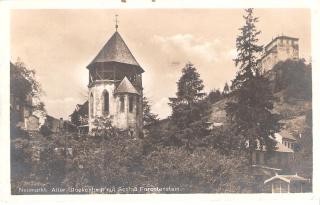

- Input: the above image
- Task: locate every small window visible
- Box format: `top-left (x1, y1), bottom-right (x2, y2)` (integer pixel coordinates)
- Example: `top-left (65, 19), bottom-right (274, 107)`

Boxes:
top-left (120, 96), bottom-right (125, 112)
top-left (129, 96), bottom-right (134, 113)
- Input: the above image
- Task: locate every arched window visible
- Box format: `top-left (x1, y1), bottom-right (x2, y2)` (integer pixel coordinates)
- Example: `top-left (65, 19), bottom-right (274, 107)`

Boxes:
top-left (103, 90), bottom-right (109, 114)
top-left (120, 96), bottom-right (125, 113)
top-left (129, 96), bottom-right (134, 113)
top-left (90, 93), bottom-right (94, 118)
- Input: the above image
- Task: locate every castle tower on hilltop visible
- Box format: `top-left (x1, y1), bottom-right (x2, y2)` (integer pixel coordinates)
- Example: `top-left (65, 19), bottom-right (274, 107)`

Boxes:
top-left (261, 35), bottom-right (299, 71)
top-left (87, 25), bottom-right (144, 134)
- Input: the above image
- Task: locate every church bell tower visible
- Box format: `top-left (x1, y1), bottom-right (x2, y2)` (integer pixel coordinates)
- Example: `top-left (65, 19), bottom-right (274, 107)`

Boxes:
top-left (87, 18), bottom-right (144, 134)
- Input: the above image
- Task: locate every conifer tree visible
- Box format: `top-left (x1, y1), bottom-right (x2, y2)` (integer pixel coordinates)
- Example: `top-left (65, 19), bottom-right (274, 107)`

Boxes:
top-left (223, 82), bottom-right (230, 95)
top-left (143, 96), bottom-right (159, 126)
top-left (169, 63), bottom-right (210, 151)
top-left (207, 89), bottom-right (222, 104)
top-left (226, 9), bottom-right (280, 161)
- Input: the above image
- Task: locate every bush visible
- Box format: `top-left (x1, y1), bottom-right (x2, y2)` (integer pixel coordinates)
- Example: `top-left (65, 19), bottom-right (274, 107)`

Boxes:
top-left (91, 116), bottom-right (119, 139)
top-left (143, 146), bottom-right (254, 193)
top-left (40, 124), bottom-right (52, 137)
top-left (273, 59), bottom-right (312, 101)
top-left (11, 116), bottom-right (259, 193)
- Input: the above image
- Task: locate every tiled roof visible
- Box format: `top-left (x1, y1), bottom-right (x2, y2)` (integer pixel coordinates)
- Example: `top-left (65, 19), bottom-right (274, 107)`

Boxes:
top-left (264, 174), bottom-right (309, 184)
top-left (87, 31), bottom-right (144, 73)
top-left (114, 77), bottom-right (139, 95)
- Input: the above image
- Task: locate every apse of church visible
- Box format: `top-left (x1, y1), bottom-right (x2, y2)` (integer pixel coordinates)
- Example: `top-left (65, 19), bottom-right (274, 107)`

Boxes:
top-left (86, 20), bottom-right (144, 133)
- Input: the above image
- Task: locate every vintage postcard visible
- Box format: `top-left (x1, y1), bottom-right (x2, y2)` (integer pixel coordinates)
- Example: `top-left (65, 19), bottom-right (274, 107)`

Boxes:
top-left (0, 0), bottom-right (319, 204)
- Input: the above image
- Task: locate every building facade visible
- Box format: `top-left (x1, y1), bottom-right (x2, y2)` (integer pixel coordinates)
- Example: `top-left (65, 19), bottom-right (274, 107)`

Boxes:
top-left (87, 31), bottom-right (144, 134)
top-left (261, 35), bottom-right (299, 72)
top-left (264, 174), bottom-right (310, 193)
top-left (10, 89), bottom-right (40, 131)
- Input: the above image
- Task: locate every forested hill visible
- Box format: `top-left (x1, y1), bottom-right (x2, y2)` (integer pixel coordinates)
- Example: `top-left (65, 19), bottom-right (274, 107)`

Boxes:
top-left (210, 59), bottom-right (312, 138)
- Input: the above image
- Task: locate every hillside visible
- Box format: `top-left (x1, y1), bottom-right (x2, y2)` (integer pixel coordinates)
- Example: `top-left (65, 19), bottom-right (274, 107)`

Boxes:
top-left (210, 90), bottom-right (311, 130)
top-left (210, 59), bottom-right (312, 139)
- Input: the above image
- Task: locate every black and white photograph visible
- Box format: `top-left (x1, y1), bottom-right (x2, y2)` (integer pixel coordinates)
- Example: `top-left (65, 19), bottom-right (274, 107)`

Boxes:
top-left (2, 3), bottom-right (316, 197)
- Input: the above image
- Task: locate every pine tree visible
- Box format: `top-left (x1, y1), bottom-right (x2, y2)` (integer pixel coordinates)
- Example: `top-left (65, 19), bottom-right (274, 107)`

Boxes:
top-left (143, 96), bottom-right (159, 126)
top-left (226, 9), bottom-right (280, 161)
top-left (223, 82), bottom-right (230, 95)
top-left (207, 89), bottom-right (222, 104)
top-left (169, 63), bottom-right (210, 151)
top-left (230, 8), bottom-right (263, 91)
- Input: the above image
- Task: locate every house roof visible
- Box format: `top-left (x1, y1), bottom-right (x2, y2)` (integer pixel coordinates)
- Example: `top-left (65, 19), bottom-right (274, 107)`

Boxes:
top-left (46, 115), bottom-right (60, 123)
top-left (264, 174), bottom-right (309, 184)
top-left (252, 164), bottom-right (282, 172)
top-left (279, 130), bottom-right (296, 141)
top-left (28, 114), bottom-right (39, 119)
top-left (114, 77), bottom-right (140, 95)
top-left (87, 31), bottom-right (144, 73)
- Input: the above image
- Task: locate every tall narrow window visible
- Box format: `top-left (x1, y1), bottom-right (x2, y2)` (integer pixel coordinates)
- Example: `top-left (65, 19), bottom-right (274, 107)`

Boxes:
top-left (120, 96), bottom-right (125, 112)
top-left (90, 93), bottom-right (94, 117)
top-left (136, 97), bottom-right (140, 116)
top-left (103, 90), bottom-right (109, 113)
top-left (129, 96), bottom-right (134, 113)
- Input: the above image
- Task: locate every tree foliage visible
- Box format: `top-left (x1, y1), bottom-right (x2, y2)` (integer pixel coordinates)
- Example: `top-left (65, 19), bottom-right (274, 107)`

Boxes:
top-left (223, 82), bottom-right (230, 95)
top-left (10, 59), bottom-right (46, 136)
top-left (91, 116), bottom-right (119, 138)
top-left (231, 9), bottom-right (263, 91)
top-left (207, 89), bottom-right (222, 104)
top-left (273, 59), bottom-right (312, 101)
top-left (143, 96), bottom-right (159, 126)
top-left (168, 63), bottom-right (211, 151)
top-left (10, 59), bottom-right (44, 107)
top-left (226, 9), bottom-right (280, 158)
top-left (143, 146), bottom-right (255, 193)
top-left (11, 127), bottom-right (258, 193)
top-left (285, 109), bottom-right (312, 188)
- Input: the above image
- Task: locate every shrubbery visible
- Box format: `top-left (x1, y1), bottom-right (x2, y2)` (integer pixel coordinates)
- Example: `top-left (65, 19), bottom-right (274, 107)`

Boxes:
top-left (273, 59), bottom-right (312, 101)
top-left (40, 124), bottom-right (53, 137)
top-left (11, 123), bottom-right (257, 194)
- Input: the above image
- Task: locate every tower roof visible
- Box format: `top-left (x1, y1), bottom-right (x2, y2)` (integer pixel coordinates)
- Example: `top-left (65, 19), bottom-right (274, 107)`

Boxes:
top-left (114, 77), bottom-right (140, 95)
top-left (87, 31), bottom-right (144, 73)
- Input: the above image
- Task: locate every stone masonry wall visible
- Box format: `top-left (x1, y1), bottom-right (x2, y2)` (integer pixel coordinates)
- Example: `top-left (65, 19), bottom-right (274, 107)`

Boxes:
top-left (89, 82), bottom-right (143, 133)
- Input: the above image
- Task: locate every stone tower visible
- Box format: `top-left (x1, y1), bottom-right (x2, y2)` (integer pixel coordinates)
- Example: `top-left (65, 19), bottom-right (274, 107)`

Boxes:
top-left (87, 30), bottom-right (144, 134)
top-left (261, 35), bottom-right (299, 71)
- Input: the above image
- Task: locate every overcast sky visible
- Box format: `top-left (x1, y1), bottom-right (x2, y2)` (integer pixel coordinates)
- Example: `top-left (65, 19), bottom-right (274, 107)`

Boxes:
top-left (11, 9), bottom-right (311, 119)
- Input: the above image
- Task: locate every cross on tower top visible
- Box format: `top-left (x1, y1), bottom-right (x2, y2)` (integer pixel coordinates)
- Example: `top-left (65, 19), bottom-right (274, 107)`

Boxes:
top-left (115, 14), bottom-right (119, 31)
